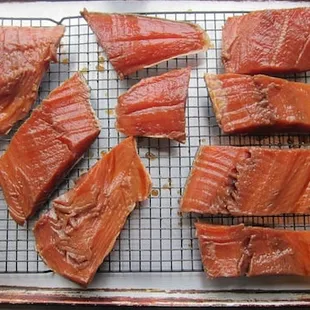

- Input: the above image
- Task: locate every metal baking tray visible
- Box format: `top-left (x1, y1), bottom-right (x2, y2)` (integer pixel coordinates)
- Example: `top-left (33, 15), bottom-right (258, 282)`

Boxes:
top-left (1, 1), bottom-right (310, 307)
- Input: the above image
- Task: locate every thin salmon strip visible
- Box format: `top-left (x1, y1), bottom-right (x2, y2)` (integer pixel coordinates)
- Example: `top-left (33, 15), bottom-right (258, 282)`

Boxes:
top-left (33, 137), bottom-right (152, 286)
top-left (222, 8), bottom-right (310, 74)
top-left (115, 67), bottom-right (191, 143)
top-left (0, 26), bottom-right (65, 134)
top-left (81, 9), bottom-right (211, 78)
top-left (196, 223), bottom-right (310, 278)
top-left (205, 73), bottom-right (310, 134)
top-left (180, 146), bottom-right (310, 216)
top-left (0, 73), bottom-right (100, 225)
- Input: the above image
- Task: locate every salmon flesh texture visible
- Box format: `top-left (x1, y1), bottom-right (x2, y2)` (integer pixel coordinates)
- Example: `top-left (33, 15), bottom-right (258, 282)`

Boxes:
top-left (0, 73), bottom-right (100, 225)
top-left (0, 25), bottom-right (65, 134)
top-left (81, 9), bottom-right (211, 78)
top-left (205, 73), bottom-right (310, 134)
top-left (222, 8), bottom-right (310, 74)
top-left (33, 137), bottom-right (152, 286)
top-left (196, 223), bottom-right (310, 278)
top-left (115, 67), bottom-right (191, 143)
top-left (180, 146), bottom-right (310, 215)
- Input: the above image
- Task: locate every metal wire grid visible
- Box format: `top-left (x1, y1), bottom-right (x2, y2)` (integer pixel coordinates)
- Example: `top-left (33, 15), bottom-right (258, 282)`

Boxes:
top-left (0, 11), bottom-right (309, 276)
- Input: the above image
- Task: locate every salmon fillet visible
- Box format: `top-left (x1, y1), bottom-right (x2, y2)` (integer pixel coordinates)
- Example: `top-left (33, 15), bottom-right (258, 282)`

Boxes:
top-left (180, 146), bottom-right (310, 215)
top-left (205, 73), bottom-right (310, 134)
top-left (81, 9), bottom-right (210, 78)
top-left (115, 67), bottom-right (191, 143)
top-left (33, 137), bottom-right (152, 286)
top-left (222, 8), bottom-right (310, 74)
top-left (0, 25), bottom-right (65, 134)
top-left (0, 73), bottom-right (100, 225)
top-left (196, 223), bottom-right (310, 278)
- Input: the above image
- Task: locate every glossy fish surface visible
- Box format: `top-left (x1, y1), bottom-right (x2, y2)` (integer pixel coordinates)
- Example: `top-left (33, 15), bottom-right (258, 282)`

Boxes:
top-left (33, 137), bottom-right (152, 286)
top-left (0, 26), bottom-right (65, 134)
top-left (196, 223), bottom-right (310, 278)
top-left (205, 73), bottom-right (310, 134)
top-left (116, 67), bottom-right (191, 143)
top-left (81, 9), bottom-right (210, 78)
top-left (0, 73), bottom-right (100, 225)
top-left (181, 146), bottom-right (310, 216)
top-left (222, 8), bottom-right (310, 74)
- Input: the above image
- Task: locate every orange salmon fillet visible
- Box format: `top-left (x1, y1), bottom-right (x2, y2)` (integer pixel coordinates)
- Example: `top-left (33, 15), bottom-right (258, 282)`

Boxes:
top-left (222, 8), bottom-right (310, 74)
top-left (196, 223), bottom-right (310, 278)
top-left (0, 26), bottom-right (65, 134)
top-left (116, 67), bottom-right (191, 143)
top-left (33, 137), bottom-right (152, 286)
top-left (81, 9), bottom-right (211, 78)
top-left (180, 146), bottom-right (310, 216)
top-left (205, 73), bottom-right (310, 134)
top-left (0, 73), bottom-right (100, 225)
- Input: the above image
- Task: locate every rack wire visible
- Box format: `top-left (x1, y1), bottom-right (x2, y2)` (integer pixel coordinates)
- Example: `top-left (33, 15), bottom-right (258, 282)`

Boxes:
top-left (0, 11), bottom-right (309, 276)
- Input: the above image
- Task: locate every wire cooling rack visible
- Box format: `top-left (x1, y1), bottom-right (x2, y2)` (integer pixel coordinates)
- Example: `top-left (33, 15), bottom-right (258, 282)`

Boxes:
top-left (0, 11), bottom-right (310, 277)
